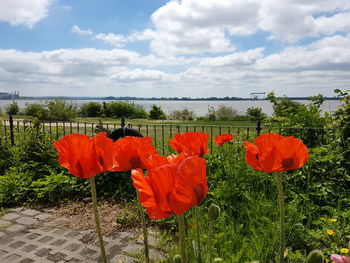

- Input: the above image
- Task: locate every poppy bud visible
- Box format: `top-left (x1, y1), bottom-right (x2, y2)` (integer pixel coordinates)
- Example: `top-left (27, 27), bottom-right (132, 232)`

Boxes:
top-left (213, 258), bottom-right (223, 262)
top-left (208, 204), bottom-right (220, 221)
top-left (173, 254), bottom-right (182, 263)
top-left (306, 250), bottom-right (324, 263)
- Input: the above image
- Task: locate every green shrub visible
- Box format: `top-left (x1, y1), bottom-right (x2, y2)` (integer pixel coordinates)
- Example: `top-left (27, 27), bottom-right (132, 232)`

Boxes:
top-left (149, 104), bottom-right (166, 120)
top-left (22, 103), bottom-right (49, 120)
top-left (246, 107), bottom-right (267, 121)
top-left (47, 99), bottom-right (77, 121)
top-left (0, 169), bottom-right (34, 207)
top-left (104, 101), bottom-right (147, 119)
top-left (0, 136), bottom-right (12, 175)
top-left (5, 101), bottom-right (19, 115)
top-left (13, 124), bottom-right (61, 178)
top-left (79, 102), bottom-right (103, 117)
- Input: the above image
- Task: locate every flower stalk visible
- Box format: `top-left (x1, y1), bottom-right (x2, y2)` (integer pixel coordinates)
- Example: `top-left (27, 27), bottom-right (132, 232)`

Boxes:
top-left (138, 193), bottom-right (150, 263)
top-left (89, 177), bottom-right (107, 263)
top-left (276, 172), bottom-right (285, 263)
top-left (178, 214), bottom-right (187, 263)
top-left (194, 206), bottom-right (202, 263)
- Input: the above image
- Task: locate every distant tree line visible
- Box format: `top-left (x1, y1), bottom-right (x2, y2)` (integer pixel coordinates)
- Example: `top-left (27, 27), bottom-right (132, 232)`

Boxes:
top-left (0, 99), bottom-right (269, 122)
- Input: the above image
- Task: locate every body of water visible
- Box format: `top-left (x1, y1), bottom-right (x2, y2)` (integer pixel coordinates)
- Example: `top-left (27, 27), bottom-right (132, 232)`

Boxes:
top-left (0, 99), bottom-right (341, 117)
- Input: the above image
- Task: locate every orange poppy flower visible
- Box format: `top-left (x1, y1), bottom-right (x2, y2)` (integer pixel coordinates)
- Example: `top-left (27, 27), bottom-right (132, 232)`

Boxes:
top-left (54, 132), bottom-right (115, 179)
top-left (244, 133), bottom-right (308, 173)
top-left (214, 134), bottom-right (234, 146)
top-left (131, 169), bottom-right (173, 220)
top-left (131, 155), bottom-right (208, 219)
top-left (169, 156), bottom-right (208, 215)
top-left (169, 132), bottom-right (209, 157)
top-left (112, 136), bottom-right (158, 172)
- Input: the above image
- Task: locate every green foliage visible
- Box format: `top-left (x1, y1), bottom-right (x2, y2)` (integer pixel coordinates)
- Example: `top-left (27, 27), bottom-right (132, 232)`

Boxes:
top-left (177, 139), bottom-right (350, 262)
top-left (14, 124), bottom-right (61, 178)
top-left (267, 92), bottom-right (303, 118)
top-left (0, 169), bottom-right (89, 207)
top-left (22, 103), bottom-right (49, 120)
top-left (103, 101), bottom-right (147, 119)
top-left (267, 92), bottom-right (327, 147)
top-left (333, 89), bottom-right (350, 158)
top-left (5, 101), bottom-right (19, 115)
top-left (246, 107), bottom-right (267, 121)
top-left (79, 102), bottom-right (103, 117)
top-left (169, 108), bottom-right (195, 120)
top-left (47, 99), bottom-right (77, 121)
top-left (0, 136), bottom-right (12, 175)
top-left (149, 104), bottom-right (166, 120)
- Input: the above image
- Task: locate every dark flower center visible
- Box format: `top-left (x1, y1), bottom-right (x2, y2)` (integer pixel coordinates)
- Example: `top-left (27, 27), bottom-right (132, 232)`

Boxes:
top-left (282, 158), bottom-right (294, 169)
top-left (193, 184), bottom-right (204, 204)
top-left (130, 156), bottom-right (142, 169)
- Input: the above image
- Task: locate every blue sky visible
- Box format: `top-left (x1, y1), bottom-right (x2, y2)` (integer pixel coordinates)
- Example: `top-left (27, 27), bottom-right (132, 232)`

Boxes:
top-left (0, 0), bottom-right (350, 98)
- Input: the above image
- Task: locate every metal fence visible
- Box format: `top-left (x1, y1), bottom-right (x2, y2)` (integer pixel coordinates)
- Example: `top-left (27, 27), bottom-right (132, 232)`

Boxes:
top-left (1, 119), bottom-right (337, 155)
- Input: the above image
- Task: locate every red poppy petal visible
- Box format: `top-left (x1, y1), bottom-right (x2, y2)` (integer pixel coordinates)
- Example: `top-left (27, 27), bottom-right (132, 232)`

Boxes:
top-left (170, 156), bottom-right (207, 215)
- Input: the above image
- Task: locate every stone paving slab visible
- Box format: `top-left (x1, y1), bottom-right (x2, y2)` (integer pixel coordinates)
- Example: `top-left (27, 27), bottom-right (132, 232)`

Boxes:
top-left (0, 207), bottom-right (166, 262)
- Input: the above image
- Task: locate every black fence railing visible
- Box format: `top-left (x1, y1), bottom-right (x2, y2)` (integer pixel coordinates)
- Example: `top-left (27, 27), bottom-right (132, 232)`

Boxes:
top-left (1, 119), bottom-right (337, 155)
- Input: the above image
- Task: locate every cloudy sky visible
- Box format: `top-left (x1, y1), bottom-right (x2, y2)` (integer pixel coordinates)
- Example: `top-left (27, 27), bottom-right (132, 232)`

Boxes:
top-left (0, 0), bottom-right (350, 98)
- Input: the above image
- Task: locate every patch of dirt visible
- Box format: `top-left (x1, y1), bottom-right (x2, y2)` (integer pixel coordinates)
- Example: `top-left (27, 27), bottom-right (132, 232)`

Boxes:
top-left (49, 200), bottom-right (140, 238)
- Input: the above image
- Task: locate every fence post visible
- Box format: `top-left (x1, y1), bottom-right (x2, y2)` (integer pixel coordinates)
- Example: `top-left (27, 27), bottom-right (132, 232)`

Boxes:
top-left (9, 114), bottom-right (15, 146)
top-left (256, 119), bottom-right (262, 135)
top-left (121, 117), bottom-right (125, 127)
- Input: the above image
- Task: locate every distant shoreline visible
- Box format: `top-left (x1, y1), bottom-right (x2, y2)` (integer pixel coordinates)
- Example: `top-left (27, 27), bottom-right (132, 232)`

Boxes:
top-left (0, 96), bottom-right (341, 101)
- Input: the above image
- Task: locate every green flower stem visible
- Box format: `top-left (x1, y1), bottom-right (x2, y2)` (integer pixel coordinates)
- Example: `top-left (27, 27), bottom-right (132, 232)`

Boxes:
top-left (177, 214), bottom-right (187, 263)
top-left (194, 206), bottom-right (202, 263)
top-left (89, 177), bottom-right (107, 263)
top-left (209, 220), bottom-right (213, 263)
top-left (276, 172), bottom-right (285, 263)
top-left (137, 193), bottom-right (150, 263)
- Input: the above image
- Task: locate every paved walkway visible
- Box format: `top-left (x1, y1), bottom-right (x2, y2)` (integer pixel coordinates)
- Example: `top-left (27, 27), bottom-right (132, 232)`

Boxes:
top-left (0, 208), bottom-right (166, 262)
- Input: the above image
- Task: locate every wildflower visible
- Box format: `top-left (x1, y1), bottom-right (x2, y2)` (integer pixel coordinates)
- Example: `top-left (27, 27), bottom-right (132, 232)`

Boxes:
top-left (244, 133), bottom-right (308, 173)
top-left (214, 134), bottom-right (233, 146)
top-left (131, 155), bottom-right (208, 219)
top-left (340, 248), bottom-right (350, 254)
top-left (54, 132), bottom-right (113, 263)
top-left (327, 229), bottom-right (335, 236)
top-left (331, 254), bottom-right (350, 263)
top-left (169, 132), bottom-right (209, 157)
top-left (330, 219), bottom-right (338, 223)
top-left (112, 136), bottom-right (158, 171)
top-left (54, 132), bottom-right (115, 179)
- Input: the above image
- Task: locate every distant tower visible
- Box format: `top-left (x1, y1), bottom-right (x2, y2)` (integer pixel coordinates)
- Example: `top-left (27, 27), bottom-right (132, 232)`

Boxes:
top-left (251, 92), bottom-right (266, 100)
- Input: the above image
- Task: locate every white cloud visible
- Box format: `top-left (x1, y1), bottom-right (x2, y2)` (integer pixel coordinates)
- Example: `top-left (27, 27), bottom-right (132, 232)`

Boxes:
top-left (94, 33), bottom-right (127, 48)
top-left (256, 35), bottom-right (350, 71)
top-left (0, 0), bottom-right (52, 27)
top-left (199, 48), bottom-right (264, 67)
top-left (111, 69), bottom-right (166, 82)
top-left (71, 25), bottom-right (93, 36)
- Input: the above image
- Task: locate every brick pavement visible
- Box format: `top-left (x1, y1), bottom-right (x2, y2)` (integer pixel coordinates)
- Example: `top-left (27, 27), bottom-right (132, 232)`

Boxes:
top-left (0, 208), bottom-right (166, 263)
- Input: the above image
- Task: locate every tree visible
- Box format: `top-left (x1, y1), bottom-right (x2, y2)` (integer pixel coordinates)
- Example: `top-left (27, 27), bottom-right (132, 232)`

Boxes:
top-left (79, 102), bottom-right (102, 117)
top-left (267, 92), bottom-right (303, 117)
top-left (169, 109), bottom-right (195, 120)
top-left (23, 103), bottom-right (49, 120)
top-left (5, 101), bottom-right (19, 115)
top-left (246, 107), bottom-right (267, 121)
top-left (47, 100), bottom-right (77, 121)
top-left (149, 105), bottom-right (166, 120)
top-left (216, 105), bottom-right (237, 120)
